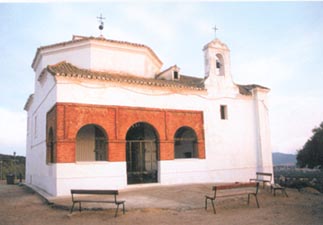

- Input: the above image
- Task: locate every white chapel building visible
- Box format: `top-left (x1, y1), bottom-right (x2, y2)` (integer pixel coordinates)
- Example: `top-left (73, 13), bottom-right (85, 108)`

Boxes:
top-left (24, 34), bottom-right (273, 196)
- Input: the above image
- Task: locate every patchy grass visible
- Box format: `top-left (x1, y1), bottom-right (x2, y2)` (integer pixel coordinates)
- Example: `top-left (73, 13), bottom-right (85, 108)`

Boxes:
top-left (274, 166), bottom-right (323, 193)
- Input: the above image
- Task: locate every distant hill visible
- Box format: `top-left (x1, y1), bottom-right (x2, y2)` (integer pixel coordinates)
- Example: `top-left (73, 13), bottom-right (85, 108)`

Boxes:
top-left (272, 152), bottom-right (296, 166)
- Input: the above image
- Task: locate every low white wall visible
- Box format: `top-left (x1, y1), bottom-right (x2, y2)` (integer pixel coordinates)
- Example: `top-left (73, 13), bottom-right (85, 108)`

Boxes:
top-left (55, 162), bottom-right (127, 196)
top-left (159, 159), bottom-right (210, 184)
top-left (159, 160), bottom-right (259, 186)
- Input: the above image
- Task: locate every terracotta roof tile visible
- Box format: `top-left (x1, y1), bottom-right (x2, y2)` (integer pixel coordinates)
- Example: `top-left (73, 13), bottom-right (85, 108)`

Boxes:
top-left (179, 75), bottom-right (205, 87)
top-left (46, 62), bottom-right (268, 94)
top-left (47, 61), bottom-right (205, 91)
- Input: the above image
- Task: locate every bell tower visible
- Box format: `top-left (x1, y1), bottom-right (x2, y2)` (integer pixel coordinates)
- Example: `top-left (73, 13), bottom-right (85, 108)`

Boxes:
top-left (203, 38), bottom-right (238, 96)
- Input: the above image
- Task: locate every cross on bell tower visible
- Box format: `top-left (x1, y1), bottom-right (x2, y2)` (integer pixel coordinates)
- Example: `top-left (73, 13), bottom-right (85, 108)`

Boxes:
top-left (213, 25), bottom-right (219, 39)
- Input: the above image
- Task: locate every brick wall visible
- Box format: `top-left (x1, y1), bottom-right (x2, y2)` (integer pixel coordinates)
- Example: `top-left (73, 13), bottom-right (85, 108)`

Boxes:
top-left (47, 103), bottom-right (205, 163)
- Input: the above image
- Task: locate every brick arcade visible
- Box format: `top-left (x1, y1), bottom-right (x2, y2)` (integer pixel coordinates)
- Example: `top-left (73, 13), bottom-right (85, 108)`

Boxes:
top-left (46, 103), bottom-right (205, 163)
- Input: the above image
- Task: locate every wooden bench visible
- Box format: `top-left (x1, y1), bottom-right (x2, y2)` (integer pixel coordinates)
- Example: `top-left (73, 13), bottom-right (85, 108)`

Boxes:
top-left (271, 184), bottom-right (288, 197)
top-left (249, 172), bottom-right (272, 189)
top-left (205, 182), bottom-right (260, 214)
top-left (70, 189), bottom-right (125, 217)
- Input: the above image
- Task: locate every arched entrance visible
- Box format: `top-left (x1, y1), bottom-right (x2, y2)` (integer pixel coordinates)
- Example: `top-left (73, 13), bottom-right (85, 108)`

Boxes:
top-left (47, 127), bottom-right (55, 163)
top-left (126, 122), bottom-right (159, 184)
top-left (76, 124), bottom-right (107, 161)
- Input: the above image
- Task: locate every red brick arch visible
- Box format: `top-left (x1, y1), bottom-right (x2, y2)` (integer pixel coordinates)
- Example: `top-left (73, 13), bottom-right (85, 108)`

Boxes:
top-left (124, 121), bottom-right (160, 140)
top-left (49, 103), bottom-right (205, 163)
top-left (117, 107), bottom-right (166, 140)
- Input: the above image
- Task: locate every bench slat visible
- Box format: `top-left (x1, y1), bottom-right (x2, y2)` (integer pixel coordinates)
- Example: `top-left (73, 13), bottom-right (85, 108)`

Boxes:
top-left (214, 182), bottom-right (258, 190)
top-left (256, 172), bottom-right (272, 176)
top-left (71, 189), bottom-right (119, 195)
top-left (73, 200), bottom-right (124, 203)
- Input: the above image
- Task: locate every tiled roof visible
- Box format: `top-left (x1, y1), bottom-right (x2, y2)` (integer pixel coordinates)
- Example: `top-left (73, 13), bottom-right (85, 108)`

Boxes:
top-left (32, 36), bottom-right (163, 68)
top-left (46, 61), bottom-right (205, 90)
top-left (46, 61), bottom-right (269, 94)
top-left (237, 84), bottom-right (270, 95)
top-left (178, 75), bottom-right (205, 88)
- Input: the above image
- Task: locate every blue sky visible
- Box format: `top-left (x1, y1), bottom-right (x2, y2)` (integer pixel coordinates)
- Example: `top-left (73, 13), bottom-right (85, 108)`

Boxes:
top-left (0, 2), bottom-right (322, 156)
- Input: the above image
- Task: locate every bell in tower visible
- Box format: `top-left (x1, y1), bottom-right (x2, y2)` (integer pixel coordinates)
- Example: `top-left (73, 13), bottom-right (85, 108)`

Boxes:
top-left (216, 60), bottom-right (221, 69)
top-left (203, 38), bottom-right (230, 78)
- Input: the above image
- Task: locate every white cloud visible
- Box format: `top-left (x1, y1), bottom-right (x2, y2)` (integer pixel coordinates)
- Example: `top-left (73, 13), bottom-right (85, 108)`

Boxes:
top-left (0, 108), bottom-right (26, 156)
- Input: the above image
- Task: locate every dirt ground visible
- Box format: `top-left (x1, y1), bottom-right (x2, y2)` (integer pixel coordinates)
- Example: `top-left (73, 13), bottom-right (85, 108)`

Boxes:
top-left (0, 183), bottom-right (322, 225)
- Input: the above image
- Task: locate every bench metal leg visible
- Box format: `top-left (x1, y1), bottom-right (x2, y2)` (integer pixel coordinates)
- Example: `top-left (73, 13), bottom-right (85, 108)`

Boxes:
top-left (79, 202), bottom-right (82, 212)
top-left (114, 204), bottom-right (119, 217)
top-left (254, 194), bottom-right (260, 208)
top-left (114, 202), bottom-right (125, 217)
top-left (247, 194), bottom-right (250, 205)
top-left (70, 202), bottom-right (75, 214)
top-left (205, 197), bottom-right (216, 214)
top-left (248, 194), bottom-right (259, 208)
top-left (211, 199), bottom-right (216, 214)
top-left (274, 188), bottom-right (288, 197)
top-left (70, 202), bottom-right (82, 213)
top-left (205, 197), bottom-right (207, 210)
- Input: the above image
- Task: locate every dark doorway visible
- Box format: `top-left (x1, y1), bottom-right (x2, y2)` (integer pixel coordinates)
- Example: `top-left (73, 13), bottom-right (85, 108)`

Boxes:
top-left (174, 126), bottom-right (198, 159)
top-left (47, 127), bottom-right (55, 163)
top-left (126, 122), bottom-right (158, 184)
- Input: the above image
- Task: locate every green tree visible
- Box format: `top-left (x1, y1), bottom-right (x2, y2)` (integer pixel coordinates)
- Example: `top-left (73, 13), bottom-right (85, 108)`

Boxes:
top-left (297, 122), bottom-right (323, 168)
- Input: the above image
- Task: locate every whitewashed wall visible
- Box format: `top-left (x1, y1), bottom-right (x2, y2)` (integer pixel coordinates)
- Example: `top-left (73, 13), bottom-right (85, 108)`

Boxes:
top-left (26, 38), bottom-right (273, 196)
top-left (25, 70), bottom-right (57, 195)
top-left (33, 39), bottom-right (162, 81)
top-left (27, 77), bottom-right (272, 196)
top-left (55, 162), bottom-right (126, 196)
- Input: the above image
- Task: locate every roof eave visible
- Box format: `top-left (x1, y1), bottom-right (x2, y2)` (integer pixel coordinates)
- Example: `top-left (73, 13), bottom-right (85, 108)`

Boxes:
top-left (24, 94), bottom-right (34, 111)
top-left (31, 36), bottom-right (163, 70)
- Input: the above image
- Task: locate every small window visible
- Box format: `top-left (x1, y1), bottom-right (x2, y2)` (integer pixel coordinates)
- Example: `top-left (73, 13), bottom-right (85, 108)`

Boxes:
top-left (173, 71), bottom-right (179, 80)
top-left (220, 105), bottom-right (228, 120)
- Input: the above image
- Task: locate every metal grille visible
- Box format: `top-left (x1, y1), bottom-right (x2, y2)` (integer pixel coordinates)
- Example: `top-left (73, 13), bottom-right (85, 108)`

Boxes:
top-left (126, 123), bottom-right (158, 184)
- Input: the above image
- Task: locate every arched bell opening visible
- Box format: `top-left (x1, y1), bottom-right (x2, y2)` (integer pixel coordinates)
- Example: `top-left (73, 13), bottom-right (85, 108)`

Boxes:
top-left (216, 53), bottom-right (225, 76)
